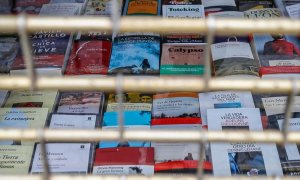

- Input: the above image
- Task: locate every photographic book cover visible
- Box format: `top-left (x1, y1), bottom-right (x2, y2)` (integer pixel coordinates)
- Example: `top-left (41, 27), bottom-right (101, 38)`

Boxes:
top-left (0, 37), bottom-right (19, 74)
top-left (13, 0), bottom-right (50, 14)
top-left (123, 0), bottom-right (161, 16)
top-left (201, 0), bottom-right (237, 16)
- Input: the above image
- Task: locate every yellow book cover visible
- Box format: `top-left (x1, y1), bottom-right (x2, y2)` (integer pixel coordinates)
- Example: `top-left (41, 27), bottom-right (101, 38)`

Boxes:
top-left (4, 90), bottom-right (58, 112)
top-left (107, 93), bottom-right (153, 111)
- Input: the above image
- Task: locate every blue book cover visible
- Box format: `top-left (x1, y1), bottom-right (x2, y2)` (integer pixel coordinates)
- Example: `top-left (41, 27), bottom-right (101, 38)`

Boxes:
top-left (108, 35), bottom-right (160, 75)
top-left (102, 111), bottom-right (151, 126)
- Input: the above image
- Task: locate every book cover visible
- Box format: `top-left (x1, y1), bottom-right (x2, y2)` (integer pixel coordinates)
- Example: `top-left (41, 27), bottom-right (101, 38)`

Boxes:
top-left (261, 96), bottom-right (300, 129)
top-left (64, 37), bottom-right (112, 75)
top-left (123, 0), bottom-right (161, 16)
top-left (0, 37), bottom-right (19, 74)
top-left (4, 90), bottom-right (58, 112)
top-left (84, 0), bottom-right (123, 16)
top-left (211, 40), bottom-right (259, 77)
top-left (201, 0), bottom-right (237, 15)
top-left (160, 43), bottom-right (205, 75)
top-left (0, 90), bottom-right (8, 107)
top-left (244, 8), bottom-right (282, 18)
top-left (39, 3), bottom-right (82, 15)
top-left (108, 35), bottom-right (160, 75)
top-left (238, 0), bottom-right (274, 11)
top-left (199, 91), bottom-right (255, 127)
top-left (162, 0), bottom-right (201, 5)
top-left (93, 147), bottom-right (154, 175)
top-left (56, 92), bottom-right (104, 114)
top-left (0, 0), bottom-right (12, 14)
top-left (208, 108), bottom-right (283, 176)
top-left (31, 143), bottom-right (91, 174)
top-left (152, 92), bottom-right (201, 124)
top-left (107, 93), bottom-right (153, 112)
top-left (49, 114), bottom-right (97, 129)
top-left (277, 118), bottom-right (300, 175)
top-left (13, 0), bottom-right (50, 14)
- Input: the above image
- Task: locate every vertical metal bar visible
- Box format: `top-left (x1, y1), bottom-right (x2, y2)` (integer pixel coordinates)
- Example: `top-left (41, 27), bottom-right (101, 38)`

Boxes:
top-left (197, 142), bottom-right (206, 180)
top-left (282, 80), bottom-right (298, 139)
top-left (37, 129), bottom-right (50, 180)
top-left (204, 16), bottom-right (215, 90)
top-left (116, 74), bottom-right (125, 141)
top-left (17, 14), bottom-right (36, 90)
top-left (111, 0), bottom-right (120, 38)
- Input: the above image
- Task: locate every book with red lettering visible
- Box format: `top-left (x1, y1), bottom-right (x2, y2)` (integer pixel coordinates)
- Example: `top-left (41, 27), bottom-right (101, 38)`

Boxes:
top-left (92, 147), bottom-right (154, 175)
top-left (13, 0), bottom-right (50, 14)
top-left (65, 33), bottom-right (112, 75)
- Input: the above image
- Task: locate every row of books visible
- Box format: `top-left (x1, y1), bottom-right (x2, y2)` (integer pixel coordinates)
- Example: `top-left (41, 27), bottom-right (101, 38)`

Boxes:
top-left (0, 89), bottom-right (299, 176)
top-left (0, 0), bottom-right (299, 78)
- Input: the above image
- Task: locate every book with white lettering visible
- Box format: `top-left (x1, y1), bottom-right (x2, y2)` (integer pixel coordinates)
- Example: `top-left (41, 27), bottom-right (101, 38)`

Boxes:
top-left (49, 114), bottom-right (98, 129)
top-left (93, 147), bottom-right (154, 175)
top-left (0, 108), bottom-right (48, 174)
top-left (56, 92), bottom-right (104, 114)
top-left (31, 143), bottom-right (92, 174)
top-left (245, 8), bottom-right (300, 77)
top-left (208, 108), bottom-right (283, 176)
top-left (199, 91), bottom-right (255, 127)
top-left (276, 118), bottom-right (300, 175)
top-left (4, 90), bottom-right (58, 112)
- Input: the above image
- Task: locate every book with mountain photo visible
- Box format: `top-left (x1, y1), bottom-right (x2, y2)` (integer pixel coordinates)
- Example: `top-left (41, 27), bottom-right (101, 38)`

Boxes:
top-left (208, 108), bottom-right (283, 176)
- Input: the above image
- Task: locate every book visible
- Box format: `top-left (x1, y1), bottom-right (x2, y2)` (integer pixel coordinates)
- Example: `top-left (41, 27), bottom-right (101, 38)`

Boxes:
top-left (64, 34), bottom-right (112, 75)
top-left (13, 0), bottom-right (50, 14)
top-left (208, 108), bottom-right (283, 176)
top-left (0, 90), bottom-right (8, 107)
top-left (0, 0), bottom-right (12, 14)
top-left (39, 2), bottom-right (83, 15)
top-left (49, 114), bottom-right (98, 129)
top-left (152, 92), bottom-right (201, 124)
top-left (162, 0), bottom-right (201, 5)
top-left (160, 43), bottom-right (205, 75)
top-left (93, 147), bottom-right (154, 175)
top-left (4, 90), bottom-right (58, 112)
top-left (0, 108), bottom-right (48, 174)
top-left (261, 95), bottom-right (300, 129)
top-left (238, 0), bottom-right (274, 11)
top-left (199, 91), bottom-right (255, 127)
top-left (201, 0), bottom-right (237, 16)
top-left (84, 0), bottom-right (123, 16)
top-left (106, 93), bottom-right (153, 112)
top-left (108, 34), bottom-right (160, 75)
top-left (211, 36), bottom-right (259, 77)
top-left (56, 92), bottom-right (104, 114)
top-left (31, 143), bottom-right (92, 174)
top-left (100, 111), bottom-right (151, 148)
top-left (0, 37), bottom-right (19, 74)
top-left (123, 0), bottom-right (161, 16)
top-left (277, 118), bottom-right (300, 175)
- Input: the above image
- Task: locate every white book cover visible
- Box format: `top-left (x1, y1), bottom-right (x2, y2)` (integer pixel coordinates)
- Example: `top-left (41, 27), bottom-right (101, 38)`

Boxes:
top-left (199, 91), bottom-right (255, 126)
top-left (262, 96), bottom-right (300, 116)
top-left (93, 164), bottom-right (154, 175)
top-left (0, 90), bottom-right (8, 107)
top-left (31, 143), bottom-right (91, 174)
top-left (49, 114), bottom-right (97, 129)
top-left (39, 3), bottom-right (82, 16)
top-left (244, 8), bottom-right (282, 19)
top-left (152, 124), bottom-right (201, 162)
top-left (162, 5), bottom-right (205, 19)
top-left (286, 4), bottom-right (300, 19)
top-left (277, 118), bottom-right (300, 161)
top-left (211, 42), bottom-right (254, 61)
top-left (207, 108), bottom-right (283, 176)
top-left (208, 11), bottom-right (244, 18)
top-left (201, 0), bottom-right (236, 8)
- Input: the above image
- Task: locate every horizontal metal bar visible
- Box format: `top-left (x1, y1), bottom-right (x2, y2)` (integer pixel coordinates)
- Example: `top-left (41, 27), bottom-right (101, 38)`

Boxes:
top-left (0, 129), bottom-right (299, 144)
top-left (1, 175), bottom-right (299, 180)
top-left (0, 16), bottom-right (299, 35)
top-left (0, 76), bottom-right (298, 93)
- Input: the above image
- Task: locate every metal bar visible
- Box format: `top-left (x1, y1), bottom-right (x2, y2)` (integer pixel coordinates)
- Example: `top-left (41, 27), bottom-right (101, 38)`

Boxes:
top-left (16, 14), bottom-right (36, 90)
top-left (37, 129), bottom-right (50, 180)
top-left (1, 16), bottom-right (300, 35)
top-left (0, 129), bottom-right (299, 143)
top-left (1, 175), bottom-right (298, 180)
top-left (0, 76), bottom-right (298, 93)
top-left (116, 74), bottom-right (124, 141)
top-left (204, 16), bottom-right (214, 89)
top-left (197, 143), bottom-right (206, 180)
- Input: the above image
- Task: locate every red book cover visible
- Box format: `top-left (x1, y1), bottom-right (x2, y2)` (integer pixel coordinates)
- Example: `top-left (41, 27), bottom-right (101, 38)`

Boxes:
top-left (260, 66), bottom-right (300, 75)
top-left (65, 40), bottom-right (112, 75)
top-left (155, 160), bottom-right (212, 173)
top-left (94, 147), bottom-right (154, 166)
top-left (13, 0), bottom-right (50, 14)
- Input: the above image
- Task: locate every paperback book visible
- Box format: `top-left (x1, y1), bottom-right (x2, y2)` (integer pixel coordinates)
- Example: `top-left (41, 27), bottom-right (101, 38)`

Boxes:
top-left (93, 147), bottom-right (154, 175)
top-left (201, 0), bottom-right (237, 16)
top-left (123, 0), bottom-right (161, 16)
top-left (0, 37), bottom-right (19, 74)
top-left (162, 0), bottom-right (201, 5)
top-left (13, 0), bottom-right (50, 14)
top-left (152, 92), bottom-right (201, 125)
top-left (84, 0), bottom-right (123, 16)
top-left (31, 143), bottom-right (92, 174)
top-left (4, 90), bottom-right (58, 112)
top-left (0, 90), bottom-right (8, 107)
top-left (49, 114), bottom-right (98, 129)
top-left (285, 3), bottom-right (300, 18)
top-left (108, 34), bottom-right (160, 75)
top-left (208, 108), bottom-right (283, 176)
top-left (199, 91), bottom-right (255, 127)
top-left (106, 93), bottom-right (153, 112)
top-left (0, 0), bottom-right (12, 14)
top-left (56, 92), bottom-right (104, 114)
top-left (238, 0), bottom-right (274, 11)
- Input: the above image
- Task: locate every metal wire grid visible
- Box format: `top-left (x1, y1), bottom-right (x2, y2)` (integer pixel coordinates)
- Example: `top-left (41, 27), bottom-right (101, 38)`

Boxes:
top-left (0, 5), bottom-right (300, 179)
